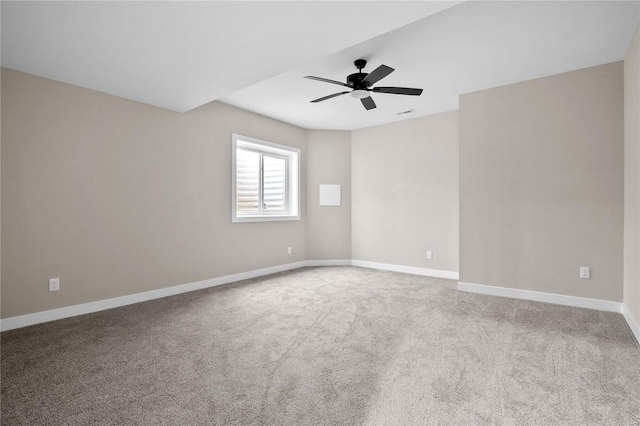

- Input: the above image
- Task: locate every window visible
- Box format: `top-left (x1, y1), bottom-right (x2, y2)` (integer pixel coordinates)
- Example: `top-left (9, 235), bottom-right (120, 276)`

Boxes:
top-left (232, 134), bottom-right (300, 222)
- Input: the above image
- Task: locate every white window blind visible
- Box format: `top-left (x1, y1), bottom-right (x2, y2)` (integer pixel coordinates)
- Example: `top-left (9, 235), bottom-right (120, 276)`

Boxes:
top-left (236, 148), bottom-right (260, 213)
top-left (263, 155), bottom-right (286, 211)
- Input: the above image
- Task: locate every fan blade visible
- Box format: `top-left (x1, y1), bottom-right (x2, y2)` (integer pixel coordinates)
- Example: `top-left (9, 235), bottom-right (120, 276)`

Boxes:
top-left (373, 86), bottom-right (423, 96)
top-left (361, 65), bottom-right (394, 86)
top-left (361, 96), bottom-right (376, 110)
top-left (311, 91), bottom-right (350, 103)
top-left (304, 76), bottom-right (349, 87)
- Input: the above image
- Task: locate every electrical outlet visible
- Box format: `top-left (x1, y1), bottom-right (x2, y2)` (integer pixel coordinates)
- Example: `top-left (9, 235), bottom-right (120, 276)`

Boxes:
top-left (49, 278), bottom-right (60, 292)
top-left (580, 267), bottom-right (590, 279)
top-left (287, 247), bottom-right (292, 255)
top-left (427, 251), bottom-right (433, 260)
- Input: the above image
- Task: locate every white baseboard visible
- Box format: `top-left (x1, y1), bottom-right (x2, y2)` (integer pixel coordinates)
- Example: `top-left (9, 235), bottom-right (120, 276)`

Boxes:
top-left (0, 259), bottom-right (458, 332)
top-left (305, 260), bottom-right (352, 267)
top-left (5, 260), bottom-right (633, 335)
top-left (0, 261), bottom-right (306, 332)
top-left (622, 304), bottom-right (640, 345)
top-left (352, 260), bottom-right (459, 280)
top-left (457, 281), bottom-right (622, 313)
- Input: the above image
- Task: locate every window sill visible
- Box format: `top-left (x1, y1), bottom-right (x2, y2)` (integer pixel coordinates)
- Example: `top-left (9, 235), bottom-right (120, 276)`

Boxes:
top-left (232, 215), bottom-right (301, 223)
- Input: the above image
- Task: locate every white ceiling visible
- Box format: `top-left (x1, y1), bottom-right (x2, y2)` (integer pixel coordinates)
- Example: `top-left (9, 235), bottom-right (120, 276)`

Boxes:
top-left (221, 1), bottom-right (640, 130)
top-left (2, 2), bottom-right (639, 130)
top-left (1, 1), bottom-right (460, 113)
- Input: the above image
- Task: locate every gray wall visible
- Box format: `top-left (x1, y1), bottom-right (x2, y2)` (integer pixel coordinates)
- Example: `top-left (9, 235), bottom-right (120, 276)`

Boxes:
top-left (2, 59), bottom-right (632, 320)
top-left (0, 66), bottom-right (2, 319)
top-left (624, 28), bottom-right (640, 323)
top-left (351, 111), bottom-right (459, 273)
top-left (459, 62), bottom-right (624, 301)
top-left (1, 68), bottom-right (308, 318)
top-left (305, 130), bottom-right (352, 261)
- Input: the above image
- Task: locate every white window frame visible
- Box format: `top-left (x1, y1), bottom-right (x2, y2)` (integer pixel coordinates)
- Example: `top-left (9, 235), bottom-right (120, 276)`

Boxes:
top-left (232, 134), bottom-right (300, 223)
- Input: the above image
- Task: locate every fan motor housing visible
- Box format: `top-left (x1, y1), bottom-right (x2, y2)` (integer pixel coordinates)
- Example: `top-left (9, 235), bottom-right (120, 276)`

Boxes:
top-left (347, 72), bottom-right (369, 89)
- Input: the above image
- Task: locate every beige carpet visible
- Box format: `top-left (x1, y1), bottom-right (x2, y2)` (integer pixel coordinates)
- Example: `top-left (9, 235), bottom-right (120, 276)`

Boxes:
top-left (2, 266), bottom-right (639, 425)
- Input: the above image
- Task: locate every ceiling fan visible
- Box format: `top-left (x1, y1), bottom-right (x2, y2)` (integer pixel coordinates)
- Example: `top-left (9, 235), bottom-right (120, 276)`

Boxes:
top-left (304, 59), bottom-right (423, 111)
